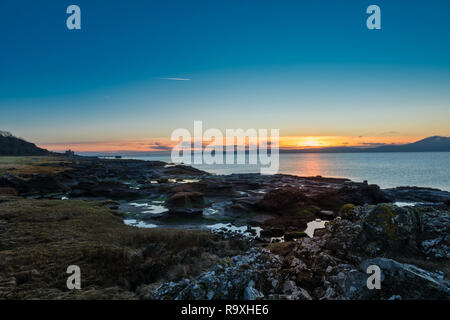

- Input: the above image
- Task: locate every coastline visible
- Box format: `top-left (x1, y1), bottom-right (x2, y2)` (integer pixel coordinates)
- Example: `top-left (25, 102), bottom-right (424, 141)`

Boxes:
top-left (0, 155), bottom-right (449, 299)
top-left (116, 152), bottom-right (450, 192)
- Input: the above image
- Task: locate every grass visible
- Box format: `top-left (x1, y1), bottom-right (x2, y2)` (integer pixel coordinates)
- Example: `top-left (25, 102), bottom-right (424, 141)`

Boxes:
top-left (0, 196), bottom-right (244, 299)
top-left (0, 156), bottom-right (71, 176)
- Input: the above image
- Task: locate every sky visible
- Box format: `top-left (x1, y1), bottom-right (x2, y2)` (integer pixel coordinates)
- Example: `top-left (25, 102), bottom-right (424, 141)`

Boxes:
top-left (0, 0), bottom-right (449, 152)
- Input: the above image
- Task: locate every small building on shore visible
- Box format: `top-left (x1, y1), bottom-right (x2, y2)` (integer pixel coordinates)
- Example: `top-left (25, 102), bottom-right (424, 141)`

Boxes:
top-left (65, 149), bottom-right (75, 158)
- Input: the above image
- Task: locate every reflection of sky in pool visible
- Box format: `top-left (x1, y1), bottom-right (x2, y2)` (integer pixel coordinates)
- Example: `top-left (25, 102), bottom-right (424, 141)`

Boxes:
top-left (394, 201), bottom-right (416, 207)
top-left (206, 223), bottom-right (262, 237)
top-left (305, 219), bottom-right (327, 237)
top-left (124, 219), bottom-right (157, 228)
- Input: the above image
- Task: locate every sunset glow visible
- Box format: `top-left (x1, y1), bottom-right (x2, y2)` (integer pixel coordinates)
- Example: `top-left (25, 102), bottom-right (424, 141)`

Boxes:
top-left (39, 135), bottom-right (422, 153)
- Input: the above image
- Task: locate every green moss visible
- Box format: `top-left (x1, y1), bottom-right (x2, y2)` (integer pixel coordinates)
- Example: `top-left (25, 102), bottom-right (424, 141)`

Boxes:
top-left (339, 203), bottom-right (356, 218)
top-left (374, 204), bottom-right (398, 240)
top-left (293, 206), bottom-right (319, 219)
top-left (266, 241), bottom-right (294, 253)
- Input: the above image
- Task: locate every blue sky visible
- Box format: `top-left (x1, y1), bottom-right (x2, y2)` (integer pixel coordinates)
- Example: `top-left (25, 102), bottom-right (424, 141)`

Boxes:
top-left (0, 0), bottom-right (449, 150)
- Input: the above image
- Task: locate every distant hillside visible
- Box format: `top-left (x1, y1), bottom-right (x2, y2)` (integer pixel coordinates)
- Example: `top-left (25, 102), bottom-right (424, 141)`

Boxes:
top-left (0, 131), bottom-right (50, 156)
top-left (369, 136), bottom-right (450, 152)
top-left (280, 136), bottom-right (450, 153)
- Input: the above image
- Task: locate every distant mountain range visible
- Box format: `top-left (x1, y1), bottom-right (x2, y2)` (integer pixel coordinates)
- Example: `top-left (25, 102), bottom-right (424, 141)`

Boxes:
top-left (0, 131), bottom-right (50, 156)
top-left (281, 136), bottom-right (450, 153)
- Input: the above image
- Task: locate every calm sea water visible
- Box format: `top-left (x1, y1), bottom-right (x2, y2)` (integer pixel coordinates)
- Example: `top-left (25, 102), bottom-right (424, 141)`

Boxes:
top-left (122, 152), bottom-right (450, 191)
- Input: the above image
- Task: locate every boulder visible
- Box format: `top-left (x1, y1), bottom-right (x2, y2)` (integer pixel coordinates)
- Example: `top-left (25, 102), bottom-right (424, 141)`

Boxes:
top-left (256, 187), bottom-right (311, 214)
top-left (361, 204), bottom-right (419, 252)
top-left (165, 191), bottom-right (205, 208)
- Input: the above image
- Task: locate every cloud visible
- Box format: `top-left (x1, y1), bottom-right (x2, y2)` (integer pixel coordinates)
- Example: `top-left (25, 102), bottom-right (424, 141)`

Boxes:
top-left (159, 77), bottom-right (191, 81)
top-left (380, 131), bottom-right (400, 135)
top-left (147, 141), bottom-right (172, 151)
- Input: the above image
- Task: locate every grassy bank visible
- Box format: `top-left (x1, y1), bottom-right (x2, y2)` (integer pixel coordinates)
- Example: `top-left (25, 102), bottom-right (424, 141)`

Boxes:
top-left (0, 196), bottom-right (245, 299)
top-left (0, 156), bottom-right (70, 177)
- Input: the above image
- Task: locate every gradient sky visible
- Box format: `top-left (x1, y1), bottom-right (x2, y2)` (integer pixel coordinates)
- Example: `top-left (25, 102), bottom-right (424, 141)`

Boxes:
top-left (1, 0), bottom-right (449, 152)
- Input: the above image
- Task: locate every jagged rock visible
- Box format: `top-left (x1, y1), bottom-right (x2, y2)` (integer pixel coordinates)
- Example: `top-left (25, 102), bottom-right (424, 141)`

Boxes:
top-left (360, 258), bottom-right (450, 299)
top-left (149, 248), bottom-right (283, 300)
top-left (281, 281), bottom-right (312, 300)
top-left (243, 280), bottom-right (264, 300)
top-left (417, 207), bottom-right (450, 259)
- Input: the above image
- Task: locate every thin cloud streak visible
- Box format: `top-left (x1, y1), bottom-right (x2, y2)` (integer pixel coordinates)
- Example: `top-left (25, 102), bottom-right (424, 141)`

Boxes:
top-left (159, 77), bottom-right (191, 81)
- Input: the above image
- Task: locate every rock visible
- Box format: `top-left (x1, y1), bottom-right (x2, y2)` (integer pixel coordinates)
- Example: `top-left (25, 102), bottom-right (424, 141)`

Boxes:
top-left (359, 258), bottom-right (450, 299)
top-left (70, 181), bottom-right (144, 199)
top-left (0, 187), bottom-right (17, 196)
top-left (361, 204), bottom-right (419, 252)
top-left (150, 248), bottom-right (283, 300)
top-left (313, 228), bottom-right (327, 237)
top-left (325, 265), bottom-right (368, 300)
top-left (341, 183), bottom-right (393, 205)
top-left (417, 207), bottom-right (450, 259)
top-left (166, 192), bottom-right (205, 208)
top-left (170, 181), bottom-right (236, 197)
top-left (284, 231), bottom-right (307, 241)
top-left (338, 204), bottom-right (357, 220)
top-left (243, 280), bottom-right (263, 300)
top-left (383, 186), bottom-right (450, 203)
top-left (247, 214), bottom-right (276, 226)
top-left (3, 174), bottom-right (67, 196)
top-left (260, 227), bottom-right (284, 238)
top-left (282, 281), bottom-right (312, 300)
top-left (256, 187), bottom-right (311, 214)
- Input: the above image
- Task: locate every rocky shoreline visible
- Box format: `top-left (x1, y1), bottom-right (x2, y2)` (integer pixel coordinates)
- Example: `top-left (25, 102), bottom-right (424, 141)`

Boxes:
top-left (0, 156), bottom-right (449, 299)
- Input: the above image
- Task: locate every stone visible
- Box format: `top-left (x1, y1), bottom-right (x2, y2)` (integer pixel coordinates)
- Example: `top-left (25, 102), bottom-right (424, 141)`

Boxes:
top-left (166, 192), bottom-right (205, 208)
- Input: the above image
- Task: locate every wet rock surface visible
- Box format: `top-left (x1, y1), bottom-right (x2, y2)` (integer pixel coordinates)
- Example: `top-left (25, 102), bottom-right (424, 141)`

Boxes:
top-left (384, 186), bottom-right (450, 203)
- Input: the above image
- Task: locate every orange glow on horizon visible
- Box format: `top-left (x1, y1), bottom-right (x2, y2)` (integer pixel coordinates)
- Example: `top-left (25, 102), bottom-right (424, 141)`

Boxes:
top-left (38, 135), bottom-right (423, 153)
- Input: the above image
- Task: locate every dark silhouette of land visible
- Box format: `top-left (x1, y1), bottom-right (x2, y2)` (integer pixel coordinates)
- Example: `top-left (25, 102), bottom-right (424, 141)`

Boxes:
top-left (0, 131), bottom-right (49, 156)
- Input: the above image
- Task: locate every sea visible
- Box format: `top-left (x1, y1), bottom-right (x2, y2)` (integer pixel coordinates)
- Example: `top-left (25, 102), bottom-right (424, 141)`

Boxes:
top-left (117, 152), bottom-right (450, 192)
